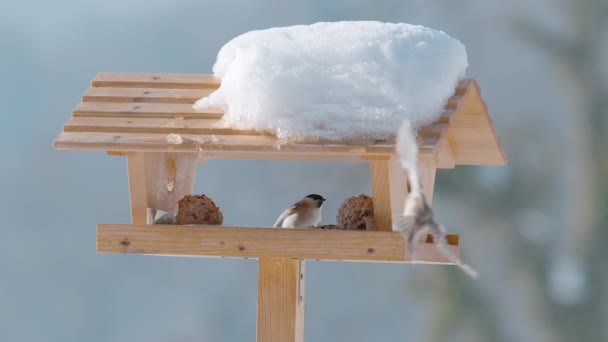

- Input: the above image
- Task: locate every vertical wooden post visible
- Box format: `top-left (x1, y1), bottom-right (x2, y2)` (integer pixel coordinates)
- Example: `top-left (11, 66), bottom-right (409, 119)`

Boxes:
top-left (126, 152), bottom-right (148, 224)
top-left (387, 156), bottom-right (408, 222)
top-left (417, 154), bottom-right (437, 204)
top-left (144, 152), bottom-right (198, 214)
top-left (370, 157), bottom-right (408, 231)
top-left (370, 160), bottom-right (391, 231)
top-left (125, 152), bottom-right (197, 224)
top-left (257, 257), bottom-right (305, 342)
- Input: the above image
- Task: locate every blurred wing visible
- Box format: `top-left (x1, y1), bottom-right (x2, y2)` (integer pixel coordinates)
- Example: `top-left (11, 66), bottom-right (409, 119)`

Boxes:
top-left (273, 205), bottom-right (297, 227)
top-left (392, 215), bottom-right (415, 234)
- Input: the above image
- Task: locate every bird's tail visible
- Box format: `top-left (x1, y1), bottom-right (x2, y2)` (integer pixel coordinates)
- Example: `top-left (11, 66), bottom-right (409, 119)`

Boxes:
top-left (394, 120), bottom-right (423, 259)
top-left (396, 120), bottom-right (421, 198)
top-left (431, 224), bottom-right (480, 279)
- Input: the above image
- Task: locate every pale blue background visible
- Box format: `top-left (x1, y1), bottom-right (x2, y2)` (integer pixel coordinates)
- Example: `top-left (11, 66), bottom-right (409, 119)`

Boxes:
top-left (2, 1), bottom-right (606, 341)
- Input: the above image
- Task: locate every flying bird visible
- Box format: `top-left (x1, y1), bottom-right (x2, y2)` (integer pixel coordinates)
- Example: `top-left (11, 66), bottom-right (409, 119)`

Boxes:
top-left (393, 120), bottom-right (478, 278)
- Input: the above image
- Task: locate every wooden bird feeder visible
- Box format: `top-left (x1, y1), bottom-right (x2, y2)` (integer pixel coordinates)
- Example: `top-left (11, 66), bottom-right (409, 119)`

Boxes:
top-left (54, 72), bottom-right (505, 342)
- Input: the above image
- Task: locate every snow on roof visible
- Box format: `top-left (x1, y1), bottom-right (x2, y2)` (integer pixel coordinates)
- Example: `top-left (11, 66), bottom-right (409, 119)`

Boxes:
top-left (194, 21), bottom-right (468, 141)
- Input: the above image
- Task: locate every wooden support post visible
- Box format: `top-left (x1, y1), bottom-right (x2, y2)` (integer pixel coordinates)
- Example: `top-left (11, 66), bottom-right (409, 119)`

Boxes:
top-left (370, 157), bottom-right (408, 231)
top-left (257, 257), bottom-right (305, 342)
top-left (437, 137), bottom-right (456, 169)
top-left (370, 160), bottom-right (391, 231)
top-left (126, 152), bottom-right (148, 224)
top-left (143, 152), bottom-right (197, 215)
top-left (388, 156), bottom-right (408, 224)
top-left (125, 152), bottom-right (197, 224)
top-left (417, 154), bottom-right (437, 204)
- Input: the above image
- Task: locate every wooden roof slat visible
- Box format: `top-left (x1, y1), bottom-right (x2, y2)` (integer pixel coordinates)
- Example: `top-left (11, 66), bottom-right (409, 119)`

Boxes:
top-left (73, 102), bottom-right (224, 119)
top-left (92, 72), bottom-right (221, 89)
top-left (82, 87), bottom-right (215, 104)
top-left (64, 117), bottom-right (268, 136)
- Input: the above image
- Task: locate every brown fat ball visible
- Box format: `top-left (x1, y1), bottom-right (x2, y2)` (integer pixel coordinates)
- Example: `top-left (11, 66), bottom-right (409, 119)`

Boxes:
top-left (176, 195), bottom-right (224, 225)
top-left (336, 194), bottom-right (375, 231)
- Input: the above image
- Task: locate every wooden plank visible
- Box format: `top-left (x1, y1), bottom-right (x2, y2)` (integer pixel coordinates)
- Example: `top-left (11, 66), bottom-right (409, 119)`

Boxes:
top-left (458, 82), bottom-right (488, 116)
top-left (455, 79), bottom-right (472, 94)
top-left (445, 79), bottom-right (507, 166)
top-left (417, 154), bottom-right (437, 204)
top-left (143, 153), bottom-right (198, 213)
top-left (83, 87), bottom-right (214, 104)
top-left (449, 148), bottom-right (507, 165)
top-left (73, 102), bottom-right (224, 119)
top-left (437, 137), bottom-right (455, 169)
top-left (388, 156), bottom-right (408, 221)
top-left (54, 132), bottom-right (437, 157)
top-left (96, 224), bottom-right (460, 263)
top-left (92, 72), bottom-right (221, 89)
top-left (196, 151), bottom-right (391, 162)
top-left (257, 258), bottom-right (304, 342)
top-left (370, 160), bottom-right (392, 231)
top-left (418, 122), bottom-right (449, 138)
top-left (446, 94), bottom-right (463, 110)
top-left (64, 116), bottom-right (267, 136)
top-left (125, 152), bottom-right (148, 224)
top-left (450, 131), bottom-right (501, 148)
top-left (452, 114), bottom-right (491, 130)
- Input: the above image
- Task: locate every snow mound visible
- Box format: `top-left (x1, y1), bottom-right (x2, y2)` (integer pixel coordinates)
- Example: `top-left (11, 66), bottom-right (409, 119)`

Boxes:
top-left (195, 21), bottom-right (467, 141)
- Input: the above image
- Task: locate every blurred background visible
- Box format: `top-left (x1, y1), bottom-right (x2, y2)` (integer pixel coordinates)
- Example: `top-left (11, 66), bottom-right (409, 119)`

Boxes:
top-left (1, 0), bottom-right (607, 341)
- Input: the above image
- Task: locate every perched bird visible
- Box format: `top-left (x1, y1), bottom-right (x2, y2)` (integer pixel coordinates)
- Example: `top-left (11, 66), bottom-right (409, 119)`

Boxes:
top-left (393, 120), bottom-right (478, 278)
top-left (273, 194), bottom-right (326, 228)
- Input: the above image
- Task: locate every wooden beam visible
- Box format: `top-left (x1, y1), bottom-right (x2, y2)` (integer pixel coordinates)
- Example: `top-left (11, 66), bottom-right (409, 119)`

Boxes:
top-left (125, 152), bottom-right (148, 224)
top-left (96, 224), bottom-right (460, 263)
top-left (417, 154), bottom-right (437, 204)
top-left (82, 87), bottom-right (215, 104)
top-left (370, 159), bottom-right (392, 231)
top-left (387, 156), bottom-right (408, 226)
top-left (72, 102), bottom-right (223, 119)
top-left (63, 116), bottom-right (269, 137)
top-left (126, 152), bottom-right (197, 223)
top-left (436, 137), bottom-right (455, 169)
top-left (92, 72), bottom-right (221, 89)
top-left (143, 152), bottom-right (197, 214)
top-left (55, 131), bottom-right (442, 160)
top-left (257, 258), bottom-right (304, 342)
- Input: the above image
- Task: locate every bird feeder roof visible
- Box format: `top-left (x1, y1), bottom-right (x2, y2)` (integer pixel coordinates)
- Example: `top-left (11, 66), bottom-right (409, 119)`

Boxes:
top-left (53, 72), bottom-right (506, 167)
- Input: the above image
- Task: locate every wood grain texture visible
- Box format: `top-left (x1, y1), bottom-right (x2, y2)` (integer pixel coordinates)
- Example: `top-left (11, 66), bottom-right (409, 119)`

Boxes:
top-left (125, 152), bottom-right (148, 224)
top-left (96, 224), bottom-right (460, 263)
top-left (370, 160), bottom-right (392, 232)
top-left (64, 116), bottom-right (267, 136)
top-left (54, 131), bottom-right (435, 161)
top-left (257, 258), bottom-right (304, 342)
top-left (143, 153), bottom-right (197, 213)
top-left (388, 156), bottom-right (408, 223)
top-left (92, 72), bottom-right (221, 89)
top-left (448, 81), bottom-right (507, 165)
top-left (437, 137), bottom-right (456, 169)
top-left (417, 154), bottom-right (437, 204)
top-left (83, 87), bottom-right (215, 104)
top-left (73, 102), bottom-right (223, 119)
